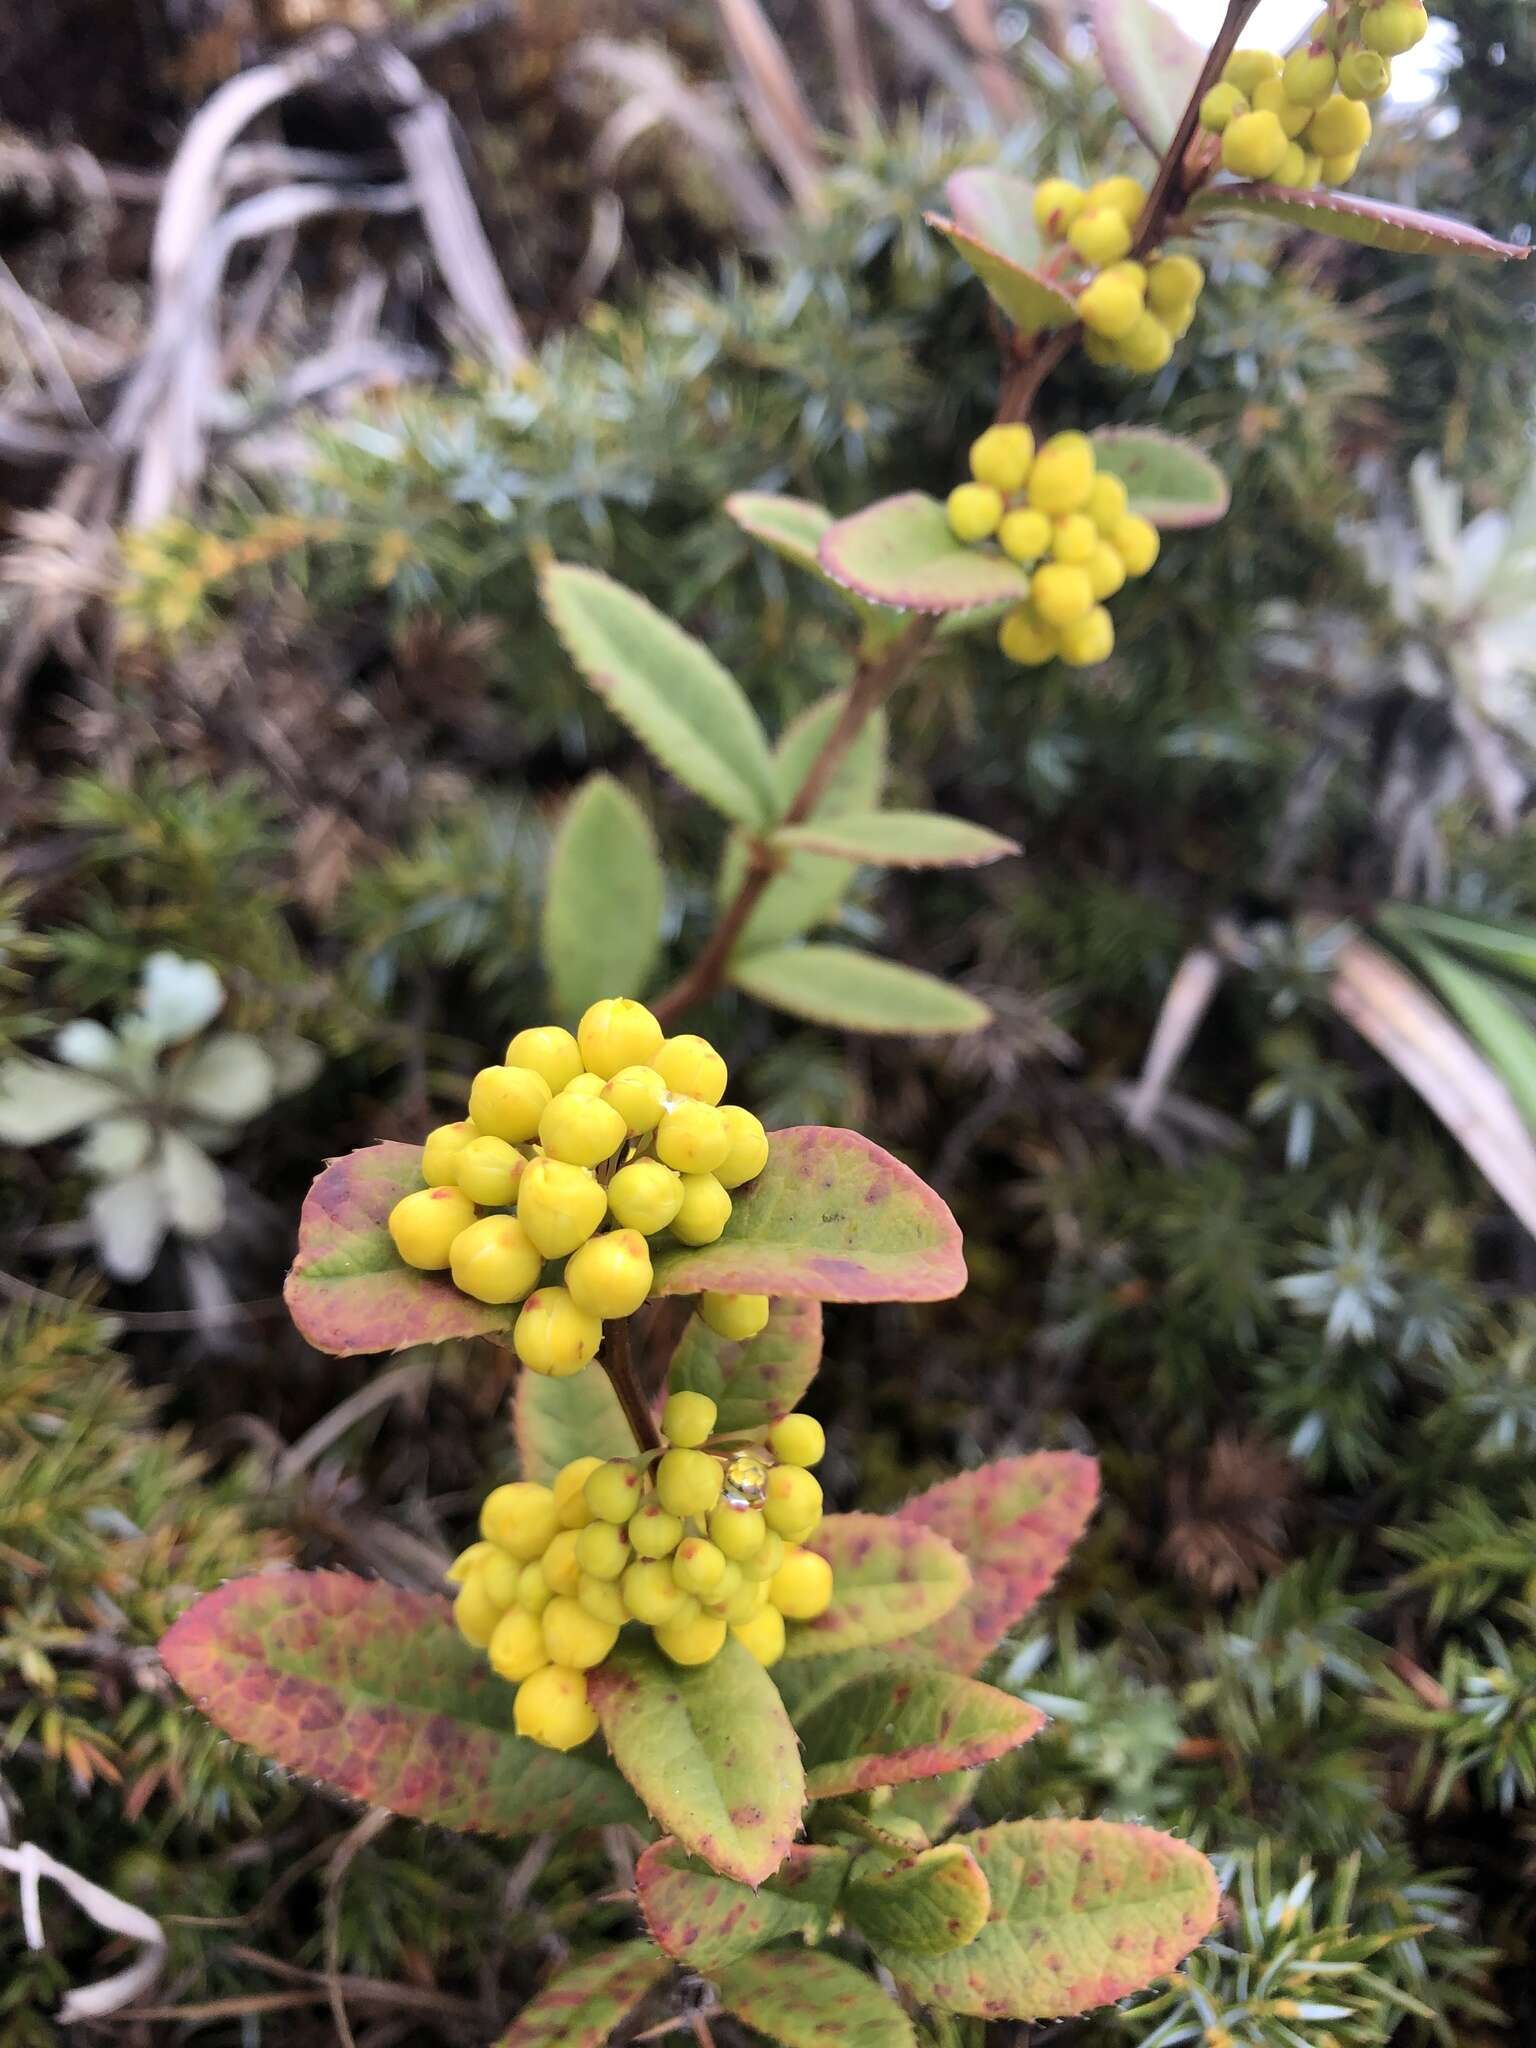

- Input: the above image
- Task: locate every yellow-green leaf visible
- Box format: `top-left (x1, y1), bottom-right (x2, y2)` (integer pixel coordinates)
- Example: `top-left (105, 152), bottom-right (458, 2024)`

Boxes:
top-left (731, 944), bottom-right (991, 1036)
top-left (541, 775), bottom-right (664, 1022)
top-left (818, 494), bottom-right (1031, 615)
top-left (772, 809), bottom-right (1018, 869)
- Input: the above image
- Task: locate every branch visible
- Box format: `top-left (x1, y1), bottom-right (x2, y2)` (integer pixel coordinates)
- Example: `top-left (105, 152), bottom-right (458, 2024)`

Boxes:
top-left (602, 1316), bottom-right (663, 1453)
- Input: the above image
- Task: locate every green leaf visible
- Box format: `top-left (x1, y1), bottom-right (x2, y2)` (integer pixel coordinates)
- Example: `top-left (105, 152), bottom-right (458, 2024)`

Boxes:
top-left (773, 810), bottom-right (1018, 869)
top-left (541, 775), bottom-right (664, 1022)
top-left (731, 945), bottom-right (991, 1036)
top-left (1089, 0), bottom-right (1206, 152)
top-left (541, 563), bottom-right (777, 826)
top-left (160, 1572), bottom-right (640, 1833)
top-left (925, 214), bottom-right (1079, 334)
top-left (896, 1454), bottom-right (1100, 1674)
top-left (882, 1770), bottom-right (981, 1842)
top-left (944, 168), bottom-right (1049, 270)
top-left (797, 1657), bottom-right (1045, 1797)
top-left (781, 1514), bottom-right (971, 1660)
top-left (283, 1143), bottom-right (517, 1356)
top-left (846, 1844), bottom-right (992, 1957)
top-left (1187, 183), bottom-right (1533, 261)
top-left (650, 1124), bottom-right (966, 1303)
top-left (716, 1949), bottom-right (918, 2048)
top-left (1089, 429), bottom-right (1230, 529)
top-left (636, 1838), bottom-right (849, 1969)
top-left (1395, 935), bottom-right (1536, 1130)
top-left (818, 494), bottom-right (1031, 615)
top-left (666, 1296), bottom-right (822, 1434)
top-left (495, 1945), bottom-right (670, 2048)
top-left (589, 1636), bottom-right (804, 1884)
top-left (726, 490), bottom-right (835, 578)
top-left (515, 1363), bottom-right (635, 1483)
top-left (884, 1818), bottom-right (1220, 2020)
top-left (1380, 903), bottom-right (1536, 987)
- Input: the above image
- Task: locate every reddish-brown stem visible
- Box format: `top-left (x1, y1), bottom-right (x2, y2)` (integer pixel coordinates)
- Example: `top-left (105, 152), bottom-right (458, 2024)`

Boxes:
top-left (601, 1316), bottom-right (662, 1454)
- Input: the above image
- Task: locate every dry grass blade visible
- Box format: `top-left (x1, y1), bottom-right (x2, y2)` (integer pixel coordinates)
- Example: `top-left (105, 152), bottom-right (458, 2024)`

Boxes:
top-left (0, 1842), bottom-right (167, 2021)
top-left (710, 0), bottom-right (826, 212)
top-left (1124, 946), bottom-right (1225, 1134)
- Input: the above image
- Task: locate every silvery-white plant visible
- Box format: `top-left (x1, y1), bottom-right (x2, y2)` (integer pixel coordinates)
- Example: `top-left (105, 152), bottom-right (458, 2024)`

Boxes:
top-left (0, 952), bottom-right (320, 1280)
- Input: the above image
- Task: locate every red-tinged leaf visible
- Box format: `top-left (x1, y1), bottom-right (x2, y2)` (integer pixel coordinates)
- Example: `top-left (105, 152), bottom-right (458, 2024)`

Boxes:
top-left (771, 809), bottom-right (1019, 869)
top-left (516, 1363), bottom-right (635, 1484)
top-left (1187, 182), bottom-right (1533, 260)
top-left (818, 494), bottom-right (1031, 615)
top-left (1089, 428), bottom-right (1230, 529)
top-left (636, 1838), bottom-right (849, 1969)
top-left (884, 1818), bottom-right (1220, 2019)
top-left (797, 1657), bottom-right (1045, 1798)
top-left (666, 1296), bottom-right (822, 1434)
top-left (945, 167), bottom-right (1047, 270)
top-left (589, 1636), bottom-right (804, 1885)
top-left (846, 1843), bottom-right (992, 1956)
top-left (160, 1572), bottom-right (640, 1833)
top-left (781, 1515), bottom-right (971, 1660)
top-left (896, 1454), bottom-right (1100, 1673)
top-left (284, 1142), bottom-right (516, 1357)
top-left (495, 1944), bottom-right (670, 2048)
top-left (926, 214), bottom-right (1080, 333)
top-left (716, 1949), bottom-right (918, 2047)
top-left (651, 1126), bottom-right (966, 1304)
top-left (883, 1769), bottom-right (981, 1841)
top-left (1089, 0), bottom-right (1206, 153)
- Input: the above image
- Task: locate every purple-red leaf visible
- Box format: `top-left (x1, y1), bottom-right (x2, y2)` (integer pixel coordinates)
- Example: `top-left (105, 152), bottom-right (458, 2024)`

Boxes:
top-left (782, 1514), bottom-right (970, 1660)
top-left (817, 493), bottom-right (1031, 615)
top-left (926, 214), bottom-right (1080, 333)
top-left (797, 1658), bottom-right (1045, 1799)
top-left (651, 1125), bottom-right (966, 1303)
top-left (716, 1948), bottom-right (918, 2047)
top-left (896, 1454), bottom-right (1100, 1673)
top-left (159, 1572), bottom-right (639, 1833)
top-left (1188, 182), bottom-right (1532, 260)
top-left (495, 1944), bottom-right (670, 2048)
top-left (284, 1142), bottom-right (516, 1356)
top-left (636, 1838), bottom-right (849, 1968)
top-left (666, 1296), bottom-right (822, 1434)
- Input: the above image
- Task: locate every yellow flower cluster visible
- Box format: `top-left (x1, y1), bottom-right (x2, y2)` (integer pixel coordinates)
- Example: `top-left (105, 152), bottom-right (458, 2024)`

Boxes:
top-left (386, 999), bottom-right (770, 1377)
top-left (1199, 5), bottom-right (1428, 189)
top-left (1033, 176), bottom-right (1206, 378)
top-left (945, 426), bottom-right (1160, 671)
top-left (450, 1395), bottom-right (832, 1749)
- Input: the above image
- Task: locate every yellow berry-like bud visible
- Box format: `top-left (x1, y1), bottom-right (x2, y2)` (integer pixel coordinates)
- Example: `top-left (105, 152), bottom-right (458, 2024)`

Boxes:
top-left (1059, 605), bottom-right (1116, 668)
top-left (1283, 44), bottom-right (1337, 106)
top-left (449, 1214), bottom-right (543, 1305)
top-left (1222, 108), bottom-right (1290, 178)
top-left (720, 1576), bottom-right (770, 1624)
top-left (513, 1287), bottom-right (602, 1377)
top-left (946, 482), bottom-right (1005, 545)
top-left (997, 606), bottom-right (1058, 668)
top-left (601, 1064), bottom-right (667, 1133)
top-left (452, 1136), bottom-right (526, 1208)
top-left (514, 1664), bottom-right (598, 1750)
top-left (481, 1481), bottom-right (561, 1560)
top-left (542, 1528), bottom-right (583, 1595)
top-left (562, 1072), bottom-right (608, 1099)
top-left (538, 1092), bottom-right (627, 1169)
top-left (1338, 49), bottom-right (1391, 100)
top-left (764, 1465), bottom-right (823, 1538)
top-left (1222, 47), bottom-right (1282, 95)
top-left (673, 1536), bottom-right (727, 1596)
top-left (577, 1573), bottom-right (628, 1626)
top-left (565, 1229), bottom-right (653, 1319)
top-left (584, 1459), bottom-right (645, 1524)
top-left (478, 1550), bottom-right (521, 1610)
top-left (651, 1034), bottom-right (729, 1105)
top-left (701, 1559), bottom-right (744, 1613)
top-left (968, 423), bottom-right (1035, 494)
top-left (447, 1539), bottom-right (496, 1585)
top-left (770, 1545), bottom-right (835, 1620)
top-left (656, 1446), bottom-right (724, 1519)
top-left (468, 1065), bottom-right (551, 1144)
top-left (575, 1521), bottom-right (631, 1581)
top-left (1116, 311), bottom-right (1175, 374)
top-left (623, 1559), bottom-right (691, 1624)
top-left (699, 1292), bottom-right (770, 1342)
top-left (1362, 0), bottom-right (1427, 56)
top-left (656, 1100), bottom-right (730, 1175)
top-left (1199, 81), bottom-right (1247, 132)
top-left (1027, 432), bottom-right (1096, 517)
top-left (1320, 148), bottom-right (1362, 183)
top-left (655, 1610), bottom-right (729, 1666)
top-left (517, 1157), bottom-right (607, 1258)
top-left (997, 507), bottom-right (1053, 564)
top-left (488, 1606), bottom-right (548, 1683)
top-left (1087, 541), bottom-right (1128, 601)
top-left (715, 1107), bottom-right (769, 1189)
top-left (671, 1174), bottom-right (732, 1246)
top-left (1067, 205), bottom-right (1133, 268)
top-left (1252, 76), bottom-right (1312, 138)
top-left (422, 1119), bottom-right (477, 1186)
top-left (1087, 474), bottom-right (1130, 530)
top-left (1146, 254), bottom-right (1204, 316)
top-left (1088, 175), bottom-right (1147, 225)
top-left (1111, 513), bottom-right (1161, 577)
top-left (662, 1389), bottom-right (719, 1448)
top-left (553, 1456), bottom-right (604, 1528)
top-left (600, 1163), bottom-right (679, 1238)
top-left (1051, 513), bottom-right (1099, 566)
top-left (517, 1562), bottom-right (552, 1614)
top-left (740, 1529), bottom-right (787, 1582)
top-left (629, 1499), bottom-right (685, 1558)
top-left (1032, 177), bottom-right (1086, 238)
top-left (1077, 271), bottom-right (1145, 341)
top-left (453, 1575), bottom-right (503, 1647)
top-left (732, 1603), bottom-right (787, 1667)
top-left (1276, 141), bottom-right (1309, 187)
top-left (504, 1026), bottom-right (584, 1094)
top-left (768, 1413), bottom-right (826, 1467)
top-left (1306, 93), bottom-right (1371, 156)
top-left (1030, 562), bottom-right (1096, 628)
top-left (541, 1594), bottom-right (619, 1670)
top-left (388, 1186), bottom-right (476, 1270)
top-left (576, 998), bottom-right (664, 1078)
top-left (710, 1503), bottom-right (768, 1560)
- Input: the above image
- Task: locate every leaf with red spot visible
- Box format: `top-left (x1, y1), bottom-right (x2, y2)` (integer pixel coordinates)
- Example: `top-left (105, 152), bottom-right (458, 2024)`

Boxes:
top-left (651, 1126), bottom-right (966, 1303)
top-left (494, 1944), bottom-right (670, 2047)
top-left (780, 1515), bottom-right (971, 1661)
top-left (666, 1296), bottom-right (822, 1434)
top-left (1187, 182), bottom-right (1532, 261)
top-left (284, 1142), bottom-right (518, 1356)
top-left (817, 494), bottom-right (1032, 616)
top-left (716, 1948), bottom-right (919, 2047)
top-left (636, 1838), bottom-right (849, 1969)
top-left (895, 1454), bottom-right (1100, 1673)
top-left (796, 1656), bottom-right (1045, 1798)
top-left (515, 1361), bottom-right (634, 1483)
top-left (884, 1818), bottom-right (1220, 2019)
top-left (159, 1572), bottom-right (639, 1834)
top-left (846, 1843), bottom-right (991, 1956)
top-left (589, 1636), bottom-right (804, 1885)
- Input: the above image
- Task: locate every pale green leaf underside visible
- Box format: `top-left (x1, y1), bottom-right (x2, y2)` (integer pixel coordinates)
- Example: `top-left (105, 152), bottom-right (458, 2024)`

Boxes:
top-left (731, 944), bottom-right (991, 1036)
top-left (1187, 182), bottom-right (1532, 260)
top-left (1089, 429), bottom-right (1230, 529)
top-left (819, 494), bottom-right (1031, 616)
top-left (1089, 0), bottom-right (1205, 152)
top-left (926, 214), bottom-right (1079, 333)
top-left (542, 774), bottom-right (665, 1022)
top-left (773, 809), bottom-right (1018, 869)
